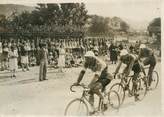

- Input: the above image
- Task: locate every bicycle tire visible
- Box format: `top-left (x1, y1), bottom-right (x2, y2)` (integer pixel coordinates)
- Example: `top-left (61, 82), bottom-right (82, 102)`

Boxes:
top-left (108, 90), bottom-right (120, 109)
top-left (150, 71), bottom-right (159, 90)
top-left (64, 98), bottom-right (89, 116)
top-left (136, 78), bottom-right (147, 101)
top-left (110, 83), bottom-right (125, 105)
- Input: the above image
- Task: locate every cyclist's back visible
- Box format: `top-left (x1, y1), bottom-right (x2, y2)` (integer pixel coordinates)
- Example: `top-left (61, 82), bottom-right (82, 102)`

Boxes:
top-left (138, 44), bottom-right (156, 87)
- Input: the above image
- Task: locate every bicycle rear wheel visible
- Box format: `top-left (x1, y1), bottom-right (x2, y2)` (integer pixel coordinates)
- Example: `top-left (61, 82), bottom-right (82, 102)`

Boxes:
top-left (110, 83), bottom-right (125, 105)
top-left (108, 90), bottom-right (120, 109)
top-left (136, 78), bottom-right (147, 101)
top-left (64, 98), bottom-right (89, 116)
top-left (150, 71), bottom-right (159, 90)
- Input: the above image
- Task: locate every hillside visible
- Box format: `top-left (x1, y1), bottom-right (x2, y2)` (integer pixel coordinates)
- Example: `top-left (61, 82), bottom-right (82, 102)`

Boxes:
top-left (0, 4), bottom-right (34, 17)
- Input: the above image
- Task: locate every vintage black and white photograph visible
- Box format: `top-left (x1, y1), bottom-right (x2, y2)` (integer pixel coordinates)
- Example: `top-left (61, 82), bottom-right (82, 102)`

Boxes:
top-left (0, 0), bottom-right (161, 116)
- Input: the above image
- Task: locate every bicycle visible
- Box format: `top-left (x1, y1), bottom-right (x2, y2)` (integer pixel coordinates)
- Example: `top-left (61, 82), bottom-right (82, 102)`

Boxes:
top-left (142, 66), bottom-right (159, 90)
top-left (110, 73), bottom-right (147, 105)
top-left (64, 83), bottom-right (120, 116)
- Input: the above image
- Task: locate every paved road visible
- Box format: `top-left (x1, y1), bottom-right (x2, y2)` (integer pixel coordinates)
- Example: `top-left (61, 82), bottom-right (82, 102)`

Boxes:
top-left (0, 62), bottom-right (161, 116)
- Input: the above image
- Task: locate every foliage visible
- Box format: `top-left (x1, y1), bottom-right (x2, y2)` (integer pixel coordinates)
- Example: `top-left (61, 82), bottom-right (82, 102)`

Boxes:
top-left (120, 21), bottom-right (129, 32)
top-left (0, 3), bottom-right (88, 38)
top-left (147, 17), bottom-right (161, 50)
top-left (88, 15), bottom-right (110, 34)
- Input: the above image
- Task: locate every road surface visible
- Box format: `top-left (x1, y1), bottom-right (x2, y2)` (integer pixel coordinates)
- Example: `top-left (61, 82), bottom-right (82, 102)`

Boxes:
top-left (0, 62), bottom-right (161, 116)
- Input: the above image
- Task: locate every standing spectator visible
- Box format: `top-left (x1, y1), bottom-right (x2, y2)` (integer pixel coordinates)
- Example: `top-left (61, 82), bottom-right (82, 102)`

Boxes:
top-left (36, 46), bottom-right (41, 66)
top-left (93, 45), bottom-right (99, 56)
top-left (31, 40), bottom-right (35, 58)
top-left (39, 43), bottom-right (48, 81)
top-left (134, 41), bottom-right (141, 54)
top-left (129, 44), bottom-right (134, 53)
top-left (118, 42), bottom-right (124, 50)
top-left (0, 41), bottom-right (2, 70)
top-left (53, 49), bottom-right (59, 68)
top-left (2, 41), bottom-right (9, 70)
top-left (8, 46), bottom-right (18, 78)
top-left (25, 40), bottom-right (31, 62)
top-left (76, 56), bottom-right (83, 66)
top-left (109, 42), bottom-right (118, 64)
top-left (20, 42), bottom-right (29, 71)
top-left (29, 54), bottom-right (36, 67)
top-left (17, 40), bottom-right (22, 68)
top-left (117, 42), bottom-right (124, 55)
top-left (65, 50), bottom-right (71, 68)
top-left (58, 45), bottom-right (65, 72)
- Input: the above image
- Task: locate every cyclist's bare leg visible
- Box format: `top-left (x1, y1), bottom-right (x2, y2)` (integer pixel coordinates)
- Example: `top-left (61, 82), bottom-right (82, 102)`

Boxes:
top-left (88, 75), bottom-right (102, 106)
top-left (89, 82), bottom-right (104, 103)
top-left (89, 91), bottom-right (94, 107)
top-left (89, 82), bottom-right (104, 113)
top-left (148, 65), bottom-right (155, 87)
top-left (133, 72), bottom-right (140, 101)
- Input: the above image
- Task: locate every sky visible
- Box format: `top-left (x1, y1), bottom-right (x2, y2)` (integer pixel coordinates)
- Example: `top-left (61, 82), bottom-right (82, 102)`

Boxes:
top-left (85, 0), bottom-right (160, 22)
top-left (0, 0), bottom-right (161, 30)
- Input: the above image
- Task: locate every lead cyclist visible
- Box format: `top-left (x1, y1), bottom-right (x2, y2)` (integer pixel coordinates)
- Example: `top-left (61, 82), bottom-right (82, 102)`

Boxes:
top-left (73, 51), bottom-right (113, 114)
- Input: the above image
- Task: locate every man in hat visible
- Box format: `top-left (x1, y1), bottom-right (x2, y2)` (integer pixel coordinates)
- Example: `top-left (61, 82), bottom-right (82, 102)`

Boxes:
top-left (39, 43), bottom-right (48, 81)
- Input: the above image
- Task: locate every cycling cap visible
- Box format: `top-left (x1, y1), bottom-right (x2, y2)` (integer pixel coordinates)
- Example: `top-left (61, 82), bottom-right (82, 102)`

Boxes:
top-left (120, 49), bottom-right (128, 56)
top-left (84, 51), bottom-right (95, 57)
top-left (140, 44), bottom-right (146, 49)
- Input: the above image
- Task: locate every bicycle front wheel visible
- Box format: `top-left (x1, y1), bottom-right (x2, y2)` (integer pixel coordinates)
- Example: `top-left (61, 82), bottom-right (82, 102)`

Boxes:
top-left (110, 83), bottom-right (125, 105)
top-left (150, 71), bottom-right (159, 90)
top-left (64, 98), bottom-right (89, 116)
top-left (108, 90), bottom-right (120, 109)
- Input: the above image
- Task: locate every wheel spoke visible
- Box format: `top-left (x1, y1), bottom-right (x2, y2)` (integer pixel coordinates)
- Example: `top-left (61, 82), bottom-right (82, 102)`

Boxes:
top-left (65, 99), bottom-right (89, 116)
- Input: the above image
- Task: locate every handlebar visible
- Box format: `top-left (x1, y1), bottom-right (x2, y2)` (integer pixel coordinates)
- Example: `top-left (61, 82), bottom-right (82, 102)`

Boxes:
top-left (70, 83), bottom-right (88, 92)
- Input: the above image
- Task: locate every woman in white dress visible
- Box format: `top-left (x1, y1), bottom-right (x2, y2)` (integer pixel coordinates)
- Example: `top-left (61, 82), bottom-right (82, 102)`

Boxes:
top-left (9, 46), bottom-right (18, 78)
top-left (58, 45), bottom-right (65, 72)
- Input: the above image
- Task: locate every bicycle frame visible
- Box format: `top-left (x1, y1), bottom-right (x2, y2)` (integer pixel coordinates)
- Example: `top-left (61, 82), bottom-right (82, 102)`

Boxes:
top-left (117, 74), bottom-right (138, 95)
top-left (118, 74), bottom-right (132, 88)
top-left (72, 84), bottom-right (104, 113)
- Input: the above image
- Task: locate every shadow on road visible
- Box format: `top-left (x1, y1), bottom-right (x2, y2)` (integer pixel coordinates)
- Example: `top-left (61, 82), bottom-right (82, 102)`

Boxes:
top-left (119, 101), bottom-right (136, 109)
top-left (17, 78), bottom-right (37, 84)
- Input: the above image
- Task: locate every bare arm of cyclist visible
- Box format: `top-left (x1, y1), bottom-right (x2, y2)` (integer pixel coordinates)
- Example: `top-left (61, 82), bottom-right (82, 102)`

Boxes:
top-left (125, 57), bottom-right (135, 76)
top-left (114, 60), bottom-right (122, 74)
top-left (139, 61), bottom-right (146, 76)
top-left (74, 69), bottom-right (86, 85)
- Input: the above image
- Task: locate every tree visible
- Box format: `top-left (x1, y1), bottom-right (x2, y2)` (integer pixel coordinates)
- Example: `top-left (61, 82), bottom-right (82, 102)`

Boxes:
top-left (4, 3), bottom-right (88, 38)
top-left (147, 17), bottom-right (161, 52)
top-left (147, 17), bottom-right (161, 36)
top-left (88, 15), bottom-right (109, 35)
top-left (120, 21), bottom-right (129, 32)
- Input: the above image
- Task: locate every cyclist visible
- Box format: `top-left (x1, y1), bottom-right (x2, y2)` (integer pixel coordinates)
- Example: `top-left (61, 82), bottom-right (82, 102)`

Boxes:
top-left (73, 51), bottom-right (113, 114)
top-left (138, 44), bottom-right (156, 89)
top-left (113, 49), bottom-right (143, 101)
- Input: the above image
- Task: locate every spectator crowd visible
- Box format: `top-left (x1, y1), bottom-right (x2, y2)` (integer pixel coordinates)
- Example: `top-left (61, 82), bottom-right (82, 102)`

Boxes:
top-left (0, 37), bottom-right (142, 79)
